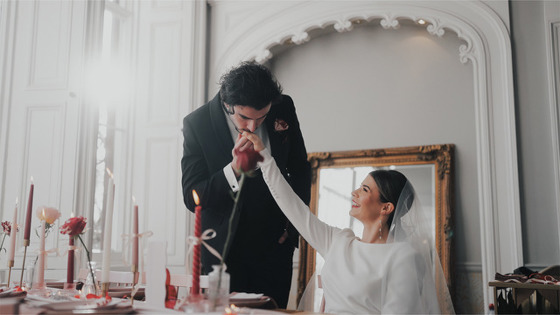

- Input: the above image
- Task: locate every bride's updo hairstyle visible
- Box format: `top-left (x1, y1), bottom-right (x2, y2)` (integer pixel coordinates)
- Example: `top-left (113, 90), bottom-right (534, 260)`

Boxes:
top-left (369, 170), bottom-right (411, 227)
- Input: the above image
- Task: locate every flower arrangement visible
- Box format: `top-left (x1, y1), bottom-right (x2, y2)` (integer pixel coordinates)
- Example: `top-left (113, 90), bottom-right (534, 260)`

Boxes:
top-left (36, 207), bottom-right (61, 229)
top-left (0, 221), bottom-right (18, 253)
top-left (59, 216), bottom-right (96, 293)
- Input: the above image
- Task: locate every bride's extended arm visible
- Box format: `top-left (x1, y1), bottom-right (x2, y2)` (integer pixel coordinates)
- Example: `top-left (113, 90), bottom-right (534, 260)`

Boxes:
top-left (258, 148), bottom-right (336, 256)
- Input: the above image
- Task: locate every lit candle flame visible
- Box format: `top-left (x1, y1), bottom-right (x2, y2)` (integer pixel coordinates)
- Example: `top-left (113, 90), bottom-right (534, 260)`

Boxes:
top-left (15, 197), bottom-right (18, 206)
top-left (225, 304), bottom-right (239, 314)
top-left (42, 208), bottom-right (46, 220)
top-left (31, 176), bottom-right (34, 184)
top-left (192, 190), bottom-right (200, 206)
top-left (71, 212), bottom-right (75, 218)
top-left (132, 195), bottom-right (136, 204)
top-left (106, 168), bottom-right (114, 179)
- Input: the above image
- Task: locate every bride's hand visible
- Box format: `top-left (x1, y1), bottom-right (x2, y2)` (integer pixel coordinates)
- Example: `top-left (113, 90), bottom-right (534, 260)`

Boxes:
top-left (242, 131), bottom-right (265, 152)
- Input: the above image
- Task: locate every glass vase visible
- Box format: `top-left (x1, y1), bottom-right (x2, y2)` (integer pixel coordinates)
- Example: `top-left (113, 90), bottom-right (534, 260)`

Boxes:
top-left (81, 261), bottom-right (99, 297)
top-left (207, 264), bottom-right (230, 311)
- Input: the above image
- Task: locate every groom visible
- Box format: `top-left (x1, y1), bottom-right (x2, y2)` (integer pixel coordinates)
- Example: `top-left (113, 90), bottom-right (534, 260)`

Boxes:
top-left (181, 61), bottom-right (311, 308)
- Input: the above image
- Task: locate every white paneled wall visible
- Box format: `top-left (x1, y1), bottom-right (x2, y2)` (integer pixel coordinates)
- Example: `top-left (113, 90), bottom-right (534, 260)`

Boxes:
top-left (0, 0), bottom-right (207, 280)
top-left (0, 0), bottom-right (87, 278)
top-left (130, 0), bottom-right (206, 270)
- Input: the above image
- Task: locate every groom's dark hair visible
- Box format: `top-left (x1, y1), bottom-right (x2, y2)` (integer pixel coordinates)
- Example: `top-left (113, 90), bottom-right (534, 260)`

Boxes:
top-left (219, 61), bottom-right (283, 112)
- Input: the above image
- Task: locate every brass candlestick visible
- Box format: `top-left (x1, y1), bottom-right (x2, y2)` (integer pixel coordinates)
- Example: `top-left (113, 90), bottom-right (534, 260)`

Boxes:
top-left (19, 239), bottom-right (29, 287)
top-left (131, 265), bottom-right (138, 305)
top-left (7, 260), bottom-right (14, 287)
top-left (101, 282), bottom-right (110, 297)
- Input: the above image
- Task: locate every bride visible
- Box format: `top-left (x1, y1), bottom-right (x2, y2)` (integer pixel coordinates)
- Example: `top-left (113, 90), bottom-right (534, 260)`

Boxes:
top-left (240, 131), bottom-right (454, 314)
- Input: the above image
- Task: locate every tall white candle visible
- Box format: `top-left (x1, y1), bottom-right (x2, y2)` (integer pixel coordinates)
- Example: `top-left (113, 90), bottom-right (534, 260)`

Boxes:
top-left (102, 168), bottom-right (115, 283)
top-left (7, 199), bottom-right (18, 264)
top-left (37, 216), bottom-right (46, 285)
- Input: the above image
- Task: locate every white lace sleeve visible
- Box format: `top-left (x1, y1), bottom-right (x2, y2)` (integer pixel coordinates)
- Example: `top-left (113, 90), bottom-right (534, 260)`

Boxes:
top-left (259, 148), bottom-right (337, 256)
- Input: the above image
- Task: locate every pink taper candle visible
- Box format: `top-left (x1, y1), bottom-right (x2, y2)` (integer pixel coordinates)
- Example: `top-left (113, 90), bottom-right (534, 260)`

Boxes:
top-left (102, 168), bottom-right (115, 287)
top-left (8, 199), bottom-right (18, 264)
top-left (37, 212), bottom-right (46, 287)
top-left (23, 178), bottom-right (34, 245)
top-left (132, 197), bottom-right (139, 268)
top-left (191, 190), bottom-right (202, 295)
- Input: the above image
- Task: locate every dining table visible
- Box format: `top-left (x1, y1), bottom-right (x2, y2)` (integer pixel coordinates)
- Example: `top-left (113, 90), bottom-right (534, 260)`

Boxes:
top-left (0, 286), bottom-right (323, 315)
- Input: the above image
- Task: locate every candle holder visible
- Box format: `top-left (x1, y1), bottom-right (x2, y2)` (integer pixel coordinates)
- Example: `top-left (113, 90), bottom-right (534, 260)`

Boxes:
top-left (101, 282), bottom-right (110, 298)
top-left (207, 264), bottom-right (230, 311)
top-left (19, 242), bottom-right (29, 287)
top-left (7, 260), bottom-right (14, 287)
top-left (28, 267), bottom-right (51, 298)
top-left (130, 265), bottom-right (138, 305)
top-left (180, 293), bottom-right (206, 313)
top-left (80, 261), bottom-right (99, 297)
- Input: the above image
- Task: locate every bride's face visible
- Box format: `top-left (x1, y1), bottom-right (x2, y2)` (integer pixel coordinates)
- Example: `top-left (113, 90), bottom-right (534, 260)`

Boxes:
top-left (350, 175), bottom-right (385, 223)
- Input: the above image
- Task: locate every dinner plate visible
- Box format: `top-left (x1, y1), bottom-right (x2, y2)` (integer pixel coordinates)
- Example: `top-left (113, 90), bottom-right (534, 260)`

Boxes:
top-left (108, 287), bottom-right (145, 299)
top-left (46, 281), bottom-right (65, 289)
top-left (41, 299), bottom-right (120, 311)
top-left (0, 289), bottom-right (27, 299)
top-left (229, 296), bottom-right (273, 309)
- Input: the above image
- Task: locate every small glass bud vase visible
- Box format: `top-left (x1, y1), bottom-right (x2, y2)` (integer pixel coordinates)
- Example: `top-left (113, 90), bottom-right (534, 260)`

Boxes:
top-left (207, 264), bottom-right (230, 311)
top-left (81, 261), bottom-right (99, 297)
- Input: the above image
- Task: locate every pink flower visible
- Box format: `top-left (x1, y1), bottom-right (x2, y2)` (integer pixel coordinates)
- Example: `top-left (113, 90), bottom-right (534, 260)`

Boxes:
top-left (274, 118), bottom-right (289, 132)
top-left (36, 206), bottom-right (61, 224)
top-left (60, 216), bottom-right (87, 236)
top-left (233, 147), bottom-right (263, 173)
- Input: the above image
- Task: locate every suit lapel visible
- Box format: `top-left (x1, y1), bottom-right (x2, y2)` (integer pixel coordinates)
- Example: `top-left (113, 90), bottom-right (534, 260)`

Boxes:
top-left (209, 94), bottom-right (235, 162)
top-left (266, 106), bottom-right (287, 166)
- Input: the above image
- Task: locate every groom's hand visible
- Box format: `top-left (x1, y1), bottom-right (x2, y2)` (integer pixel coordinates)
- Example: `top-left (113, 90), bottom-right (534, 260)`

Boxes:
top-left (231, 133), bottom-right (254, 177)
top-left (242, 131), bottom-right (265, 151)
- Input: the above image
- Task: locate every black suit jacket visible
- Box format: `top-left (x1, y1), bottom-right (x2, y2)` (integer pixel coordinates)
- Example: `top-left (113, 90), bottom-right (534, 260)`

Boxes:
top-left (181, 93), bottom-right (311, 273)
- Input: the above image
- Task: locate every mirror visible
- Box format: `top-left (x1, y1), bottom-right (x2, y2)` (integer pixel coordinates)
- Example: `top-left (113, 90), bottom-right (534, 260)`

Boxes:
top-left (297, 144), bottom-right (455, 303)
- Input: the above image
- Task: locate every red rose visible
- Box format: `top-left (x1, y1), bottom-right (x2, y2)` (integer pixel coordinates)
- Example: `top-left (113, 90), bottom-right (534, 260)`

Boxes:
top-left (2, 221), bottom-right (11, 235)
top-left (234, 147), bottom-right (263, 173)
top-left (60, 216), bottom-right (87, 236)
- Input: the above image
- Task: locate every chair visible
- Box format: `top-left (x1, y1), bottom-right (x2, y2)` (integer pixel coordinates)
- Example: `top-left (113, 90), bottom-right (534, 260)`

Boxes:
top-left (169, 274), bottom-right (209, 297)
top-left (77, 268), bottom-right (137, 287)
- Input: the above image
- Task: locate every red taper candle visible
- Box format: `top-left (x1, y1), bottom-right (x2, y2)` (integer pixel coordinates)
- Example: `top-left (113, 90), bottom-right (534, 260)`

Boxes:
top-left (23, 178), bottom-right (34, 245)
top-left (191, 190), bottom-right (202, 295)
top-left (67, 236), bottom-right (74, 284)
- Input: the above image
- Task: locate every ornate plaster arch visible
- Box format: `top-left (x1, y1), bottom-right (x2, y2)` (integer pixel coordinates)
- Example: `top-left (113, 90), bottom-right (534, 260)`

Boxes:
top-left (208, 1), bottom-right (520, 311)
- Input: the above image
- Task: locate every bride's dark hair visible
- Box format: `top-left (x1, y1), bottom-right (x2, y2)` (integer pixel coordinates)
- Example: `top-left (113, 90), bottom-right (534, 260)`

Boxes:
top-left (369, 170), bottom-right (411, 227)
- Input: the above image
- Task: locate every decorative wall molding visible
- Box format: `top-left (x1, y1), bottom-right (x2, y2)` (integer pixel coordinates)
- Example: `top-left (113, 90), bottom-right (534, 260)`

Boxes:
top-left (143, 137), bottom-right (185, 264)
top-left (147, 21), bottom-right (183, 126)
top-left (0, 0), bottom-right (88, 274)
top-left (544, 1), bottom-right (560, 250)
top-left (27, 0), bottom-right (72, 90)
top-left (208, 1), bottom-right (521, 311)
top-left (131, 0), bottom-right (207, 268)
top-left (0, 0), bottom-right (17, 209)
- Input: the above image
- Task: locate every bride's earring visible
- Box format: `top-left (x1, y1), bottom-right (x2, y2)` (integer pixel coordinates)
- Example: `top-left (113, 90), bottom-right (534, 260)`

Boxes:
top-left (379, 224), bottom-right (382, 240)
